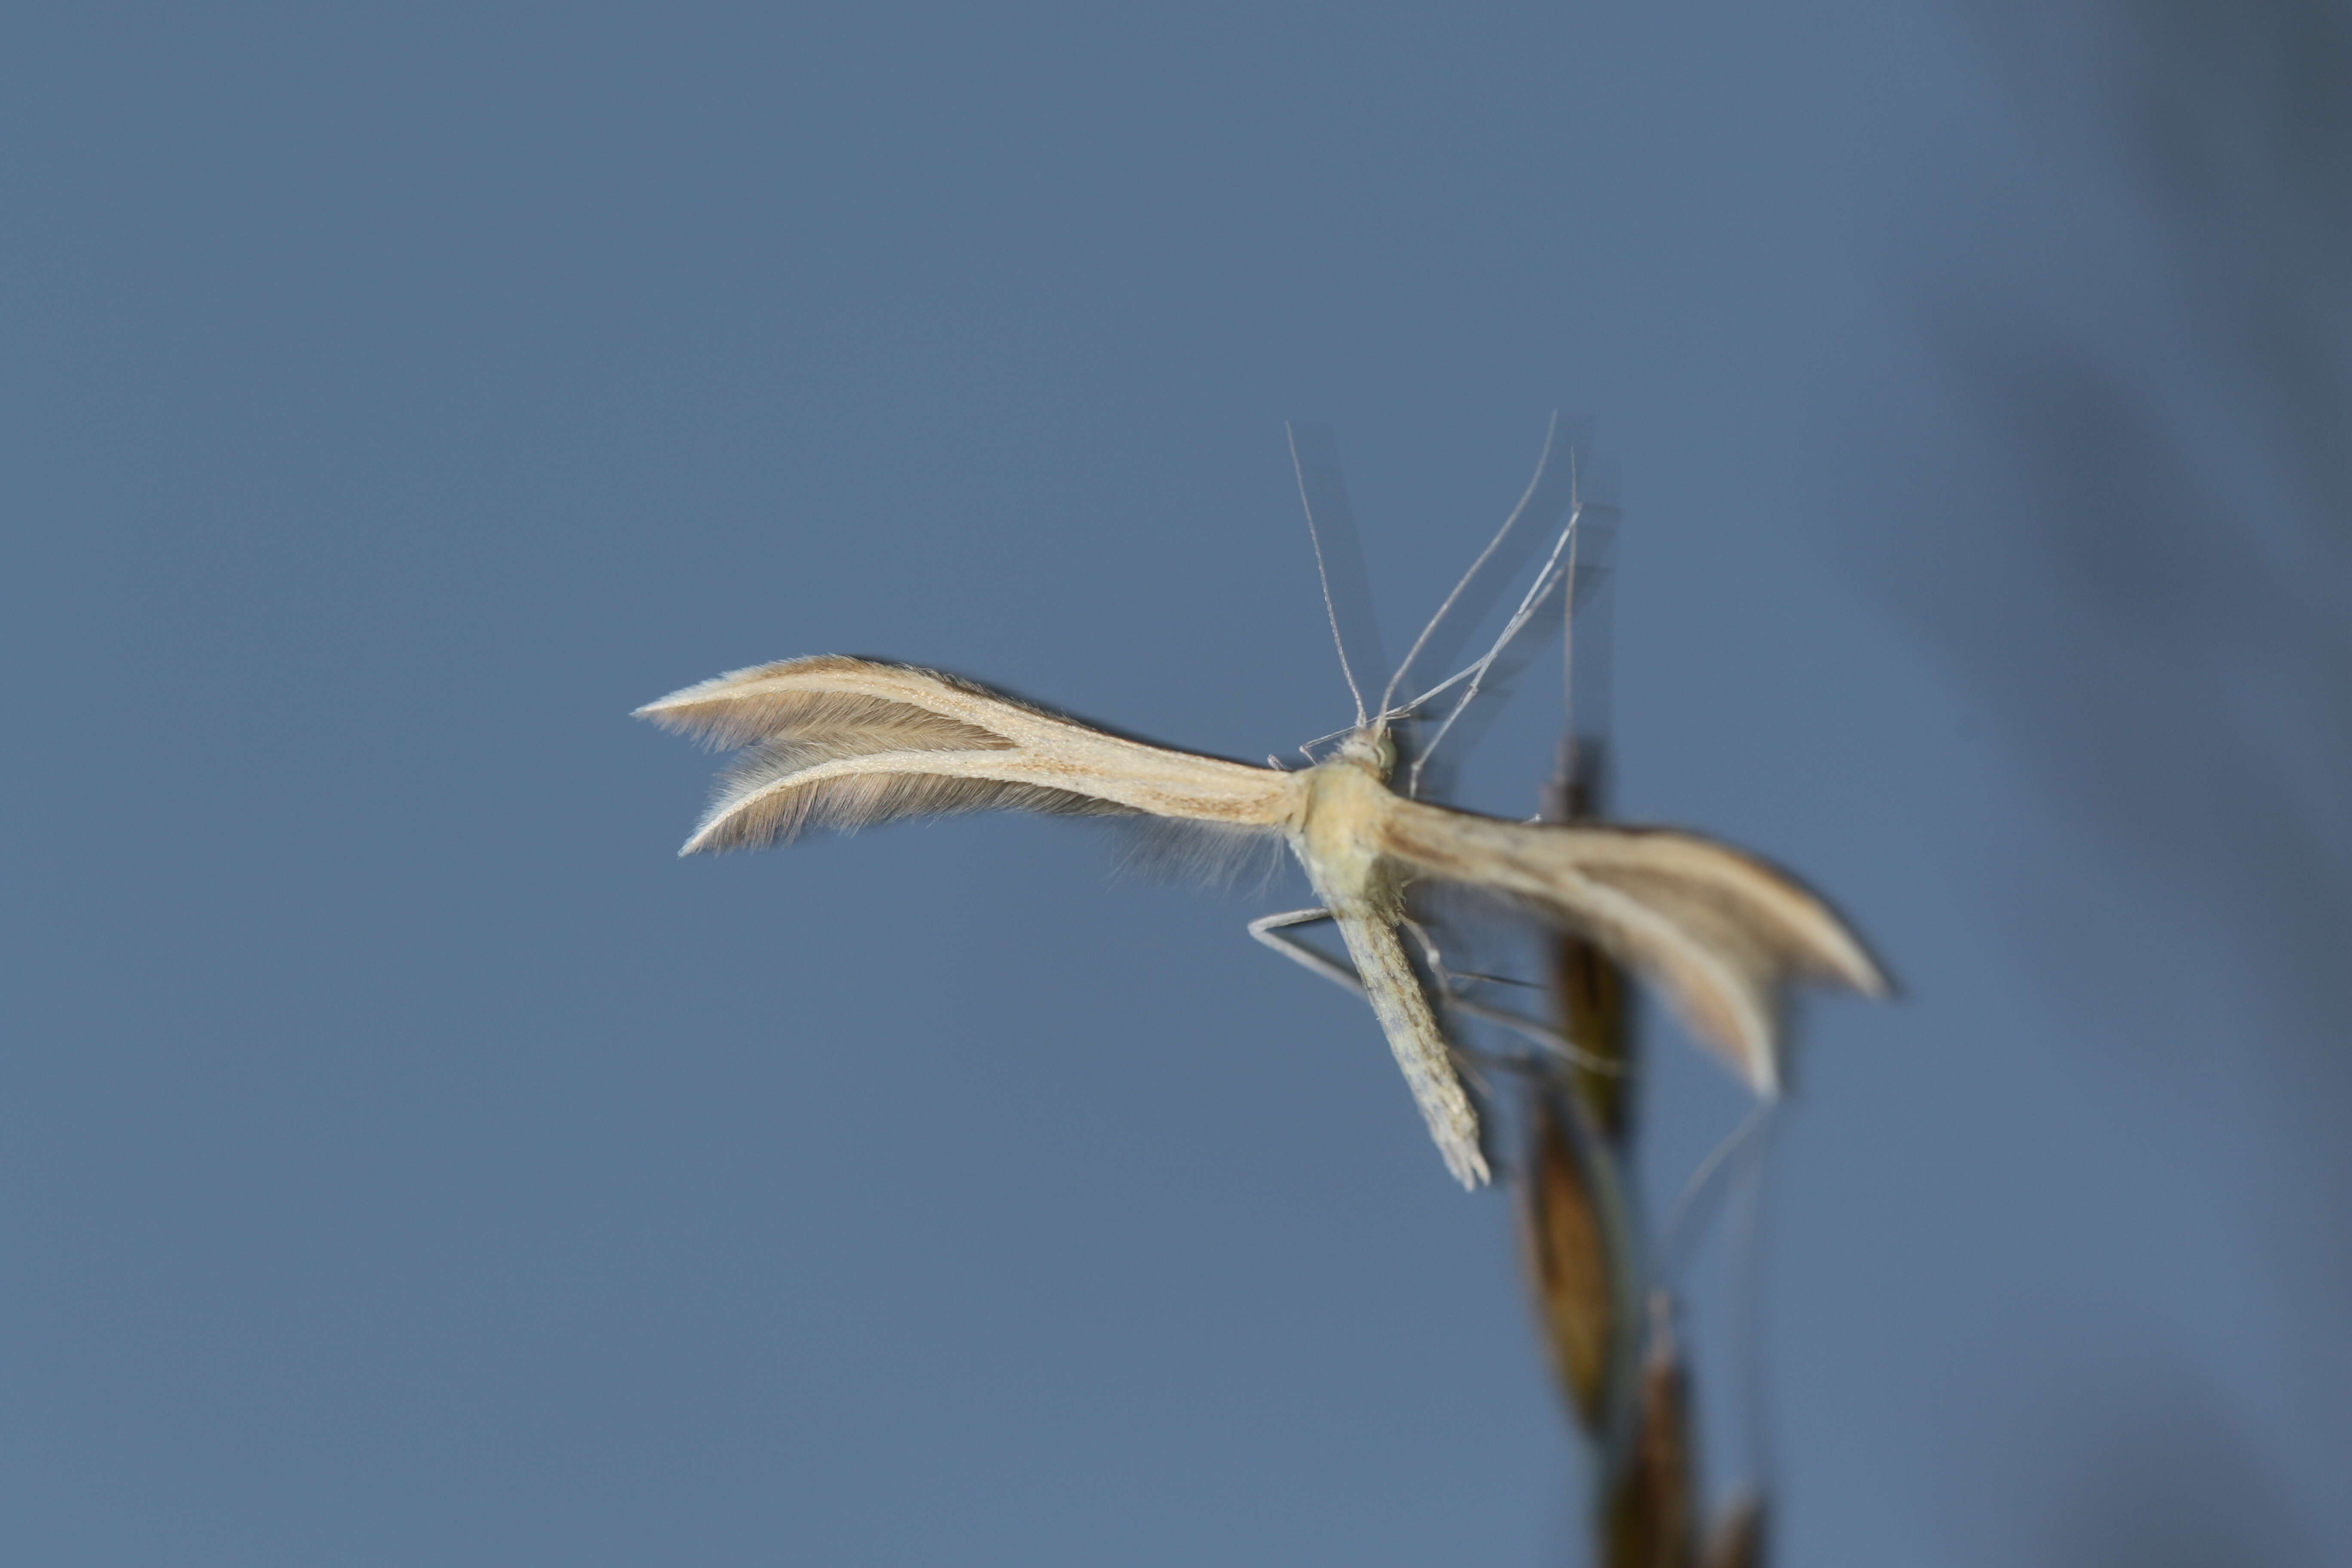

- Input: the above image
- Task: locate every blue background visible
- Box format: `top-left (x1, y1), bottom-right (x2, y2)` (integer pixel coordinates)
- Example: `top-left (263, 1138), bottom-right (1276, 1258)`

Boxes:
top-left (6, 3), bottom-right (2347, 1562)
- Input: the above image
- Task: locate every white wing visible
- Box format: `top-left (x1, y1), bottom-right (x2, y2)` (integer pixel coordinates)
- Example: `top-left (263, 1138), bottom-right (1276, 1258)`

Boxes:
top-left (1377, 795), bottom-right (1886, 1094)
top-left (637, 656), bottom-right (1304, 853)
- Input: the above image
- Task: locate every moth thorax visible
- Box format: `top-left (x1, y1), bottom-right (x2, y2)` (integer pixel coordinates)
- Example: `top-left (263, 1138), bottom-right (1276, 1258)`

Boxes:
top-left (1333, 727), bottom-right (1396, 778)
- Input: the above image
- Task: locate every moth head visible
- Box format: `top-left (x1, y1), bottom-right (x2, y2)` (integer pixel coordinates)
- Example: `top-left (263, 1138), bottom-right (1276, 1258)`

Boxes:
top-left (1334, 726), bottom-right (1397, 778)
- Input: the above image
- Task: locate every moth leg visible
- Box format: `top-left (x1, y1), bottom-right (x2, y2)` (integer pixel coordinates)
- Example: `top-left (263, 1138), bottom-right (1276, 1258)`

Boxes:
top-left (1398, 914), bottom-right (1451, 979)
top-left (1444, 993), bottom-right (1623, 1077)
top-left (1395, 917), bottom-right (1544, 996)
top-left (1270, 907), bottom-right (1498, 997)
top-left (1396, 912), bottom-right (1617, 1075)
top-left (1257, 910), bottom-right (1617, 1077)
top-left (1442, 968), bottom-right (1546, 990)
top-left (1247, 908), bottom-right (1365, 995)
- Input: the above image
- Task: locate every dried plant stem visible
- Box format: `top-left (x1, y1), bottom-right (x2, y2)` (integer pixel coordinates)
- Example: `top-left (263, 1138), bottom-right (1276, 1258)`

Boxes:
top-left (1518, 730), bottom-right (1768, 1567)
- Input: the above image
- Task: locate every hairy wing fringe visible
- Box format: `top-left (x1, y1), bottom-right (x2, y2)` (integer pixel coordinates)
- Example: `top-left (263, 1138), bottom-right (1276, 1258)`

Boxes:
top-left (1109, 818), bottom-right (1289, 891)
top-left (640, 656), bottom-right (1127, 851)
top-left (1378, 801), bottom-right (1886, 1094)
top-left (635, 658), bottom-right (1024, 753)
top-left (640, 655), bottom-right (1306, 842)
top-left (692, 751), bottom-right (1137, 853)
top-left (1533, 831), bottom-right (1886, 994)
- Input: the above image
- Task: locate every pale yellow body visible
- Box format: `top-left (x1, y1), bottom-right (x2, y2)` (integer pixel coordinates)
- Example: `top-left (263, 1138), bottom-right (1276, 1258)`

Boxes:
top-left (1292, 743), bottom-right (1488, 1185)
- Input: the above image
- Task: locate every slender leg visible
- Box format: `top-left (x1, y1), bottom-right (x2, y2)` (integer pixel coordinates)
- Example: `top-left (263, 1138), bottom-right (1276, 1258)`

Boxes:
top-left (1395, 917), bottom-right (1535, 989)
top-left (1446, 993), bottom-right (1622, 1077)
top-left (1248, 908), bottom-right (1362, 993)
top-left (1253, 910), bottom-right (1618, 1076)
top-left (1399, 914), bottom-right (1449, 977)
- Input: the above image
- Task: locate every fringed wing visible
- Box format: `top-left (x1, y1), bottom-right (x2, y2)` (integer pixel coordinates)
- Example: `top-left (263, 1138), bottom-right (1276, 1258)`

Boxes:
top-left (1376, 796), bottom-right (1886, 1095)
top-left (636, 655), bottom-right (1305, 854)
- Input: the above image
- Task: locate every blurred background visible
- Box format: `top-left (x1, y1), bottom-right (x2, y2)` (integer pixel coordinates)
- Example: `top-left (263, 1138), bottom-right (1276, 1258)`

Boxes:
top-left (4, 2), bottom-right (2346, 1562)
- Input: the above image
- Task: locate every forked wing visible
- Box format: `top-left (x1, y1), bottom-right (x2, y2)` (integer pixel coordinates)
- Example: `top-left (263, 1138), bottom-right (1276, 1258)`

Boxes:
top-left (636, 655), bottom-right (1304, 853)
top-left (1376, 796), bottom-right (1886, 1095)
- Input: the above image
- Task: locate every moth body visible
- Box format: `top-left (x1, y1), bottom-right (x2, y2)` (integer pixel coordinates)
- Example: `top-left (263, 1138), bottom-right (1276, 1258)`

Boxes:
top-left (1292, 735), bottom-right (1396, 905)
top-left (1287, 732), bottom-right (1491, 1187)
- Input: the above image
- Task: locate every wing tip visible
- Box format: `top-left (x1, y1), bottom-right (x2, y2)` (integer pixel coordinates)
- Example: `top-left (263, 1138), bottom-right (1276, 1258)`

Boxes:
top-left (1724, 1019), bottom-right (1781, 1100)
top-left (633, 688), bottom-right (727, 741)
top-left (1821, 932), bottom-right (1896, 1002)
top-left (1856, 945), bottom-right (1898, 999)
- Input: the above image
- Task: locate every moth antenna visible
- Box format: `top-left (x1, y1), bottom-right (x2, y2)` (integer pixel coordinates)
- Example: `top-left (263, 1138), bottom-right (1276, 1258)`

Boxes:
top-left (1656, 1099), bottom-right (1778, 1286)
top-left (1559, 448), bottom-right (1582, 739)
top-left (1380, 411), bottom-right (1573, 720)
top-left (1286, 422), bottom-right (1381, 729)
top-left (1727, 1115), bottom-right (1781, 1501)
top-left (1406, 495), bottom-right (1583, 794)
top-left (1554, 450), bottom-right (1623, 803)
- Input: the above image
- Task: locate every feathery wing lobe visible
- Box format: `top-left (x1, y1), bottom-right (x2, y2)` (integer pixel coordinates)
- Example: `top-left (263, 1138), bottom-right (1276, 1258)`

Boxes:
top-left (636, 656), bottom-right (1304, 854)
top-left (1376, 797), bottom-right (1886, 1095)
